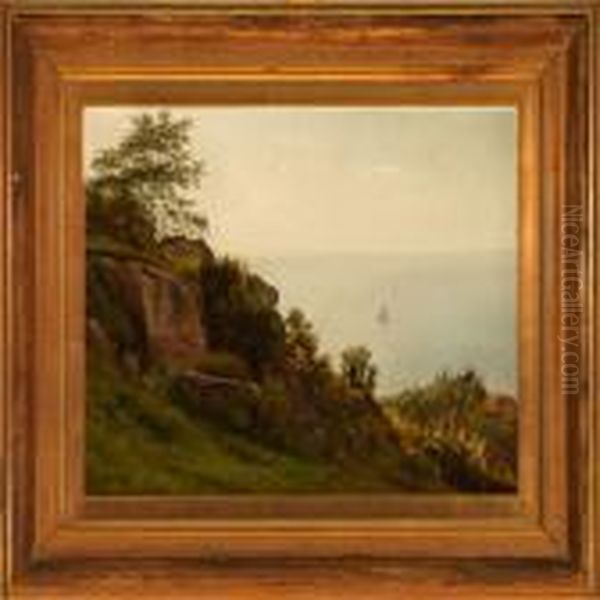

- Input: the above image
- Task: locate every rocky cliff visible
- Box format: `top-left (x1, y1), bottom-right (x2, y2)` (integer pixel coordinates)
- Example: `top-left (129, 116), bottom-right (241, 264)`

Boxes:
top-left (87, 249), bottom-right (206, 370)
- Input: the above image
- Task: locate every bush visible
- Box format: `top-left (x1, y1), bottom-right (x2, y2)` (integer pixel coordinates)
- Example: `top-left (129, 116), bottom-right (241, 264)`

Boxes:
top-left (384, 370), bottom-right (517, 492)
top-left (199, 257), bottom-right (286, 378)
top-left (194, 351), bottom-right (251, 381)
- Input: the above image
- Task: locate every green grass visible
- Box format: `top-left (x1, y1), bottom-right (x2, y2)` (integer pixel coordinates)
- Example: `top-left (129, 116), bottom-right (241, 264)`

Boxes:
top-left (86, 353), bottom-right (400, 495)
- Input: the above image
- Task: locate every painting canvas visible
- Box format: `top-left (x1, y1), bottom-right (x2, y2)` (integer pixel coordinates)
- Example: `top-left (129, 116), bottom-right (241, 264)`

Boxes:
top-left (84, 106), bottom-right (517, 495)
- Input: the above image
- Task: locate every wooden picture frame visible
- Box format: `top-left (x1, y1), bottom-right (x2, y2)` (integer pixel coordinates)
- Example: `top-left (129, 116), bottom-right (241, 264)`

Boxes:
top-left (1, 0), bottom-right (599, 596)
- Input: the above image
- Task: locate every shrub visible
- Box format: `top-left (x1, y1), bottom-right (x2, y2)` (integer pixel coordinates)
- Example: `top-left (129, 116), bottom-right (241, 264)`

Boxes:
top-left (199, 257), bottom-right (286, 378)
top-left (194, 351), bottom-right (251, 381)
top-left (385, 370), bottom-right (517, 492)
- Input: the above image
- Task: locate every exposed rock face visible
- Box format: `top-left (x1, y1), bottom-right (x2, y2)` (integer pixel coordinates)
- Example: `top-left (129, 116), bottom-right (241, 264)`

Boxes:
top-left (138, 262), bottom-right (206, 365)
top-left (87, 251), bottom-right (206, 369)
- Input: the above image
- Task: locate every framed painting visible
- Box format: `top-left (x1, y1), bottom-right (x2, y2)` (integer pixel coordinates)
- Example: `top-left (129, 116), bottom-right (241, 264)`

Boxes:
top-left (1, 0), bottom-right (599, 597)
top-left (82, 104), bottom-right (519, 500)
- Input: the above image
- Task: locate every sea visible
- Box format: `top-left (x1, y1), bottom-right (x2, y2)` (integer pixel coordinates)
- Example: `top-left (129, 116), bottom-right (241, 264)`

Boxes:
top-left (249, 250), bottom-right (517, 397)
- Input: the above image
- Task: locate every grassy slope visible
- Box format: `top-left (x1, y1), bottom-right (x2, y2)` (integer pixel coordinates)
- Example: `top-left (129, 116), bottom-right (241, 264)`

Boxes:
top-left (86, 245), bottom-right (411, 495)
top-left (86, 239), bottom-right (515, 494)
top-left (86, 354), bottom-right (400, 495)
top-left (85, 247), bottom-right (387, 495)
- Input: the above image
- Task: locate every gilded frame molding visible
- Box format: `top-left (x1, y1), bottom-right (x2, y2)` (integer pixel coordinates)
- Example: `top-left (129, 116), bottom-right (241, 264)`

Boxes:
top-left (1, 1), bottom-right (599, 597)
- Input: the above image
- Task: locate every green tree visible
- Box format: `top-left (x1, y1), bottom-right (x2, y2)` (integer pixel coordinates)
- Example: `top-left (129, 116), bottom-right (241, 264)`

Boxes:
top-left (284, 308), bottom-right (320, 374)
top-left (199, 257), bottom-right (286, 379)
top-left (340, 345), bottom-right (377, 396)
top-left (86, 110), bottom-right (206, 250)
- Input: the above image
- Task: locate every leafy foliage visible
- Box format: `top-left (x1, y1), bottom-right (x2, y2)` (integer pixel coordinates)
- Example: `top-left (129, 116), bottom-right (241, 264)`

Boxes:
top-left (87, 111), bottom-right (206, 250)
top-left (340, 345), bottom-right (377, 396)
top-left (283, 308), bottom-right (321, 374)
top-left (193, 351), bottom-right (252, 381)
top-left (199, 257), bottom-right (286, 379)
top-left (385, 370), bottom-right (517, 492)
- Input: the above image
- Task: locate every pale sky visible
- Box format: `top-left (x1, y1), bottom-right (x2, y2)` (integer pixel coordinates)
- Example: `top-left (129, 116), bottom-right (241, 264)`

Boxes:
top-left (84, 106), bottom-right (517, 257)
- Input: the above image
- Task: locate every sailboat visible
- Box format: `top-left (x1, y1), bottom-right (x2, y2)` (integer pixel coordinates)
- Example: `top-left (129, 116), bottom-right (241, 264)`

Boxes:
top-left (376, 304), bottom-right (390, 327)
